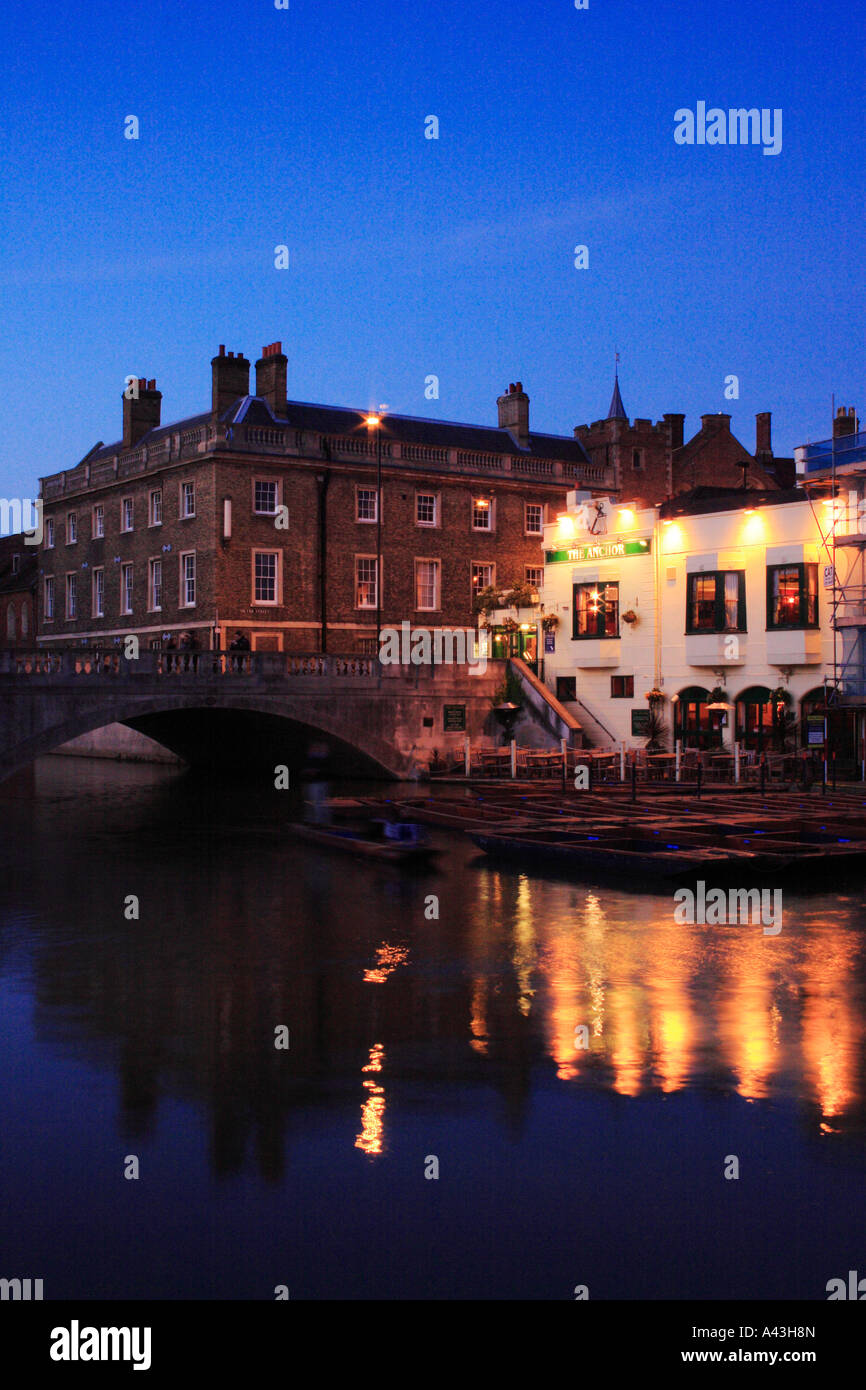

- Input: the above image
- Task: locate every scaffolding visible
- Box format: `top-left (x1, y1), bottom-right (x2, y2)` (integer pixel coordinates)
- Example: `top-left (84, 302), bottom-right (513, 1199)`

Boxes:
top-left (800, 412), bottom-right (866, 705)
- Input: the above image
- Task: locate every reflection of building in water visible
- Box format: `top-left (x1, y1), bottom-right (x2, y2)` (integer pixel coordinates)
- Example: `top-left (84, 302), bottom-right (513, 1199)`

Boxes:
top-left (355, 1043), bottom-right (386, 1156)
top-left (14, 762), bottom-right (866, 1184)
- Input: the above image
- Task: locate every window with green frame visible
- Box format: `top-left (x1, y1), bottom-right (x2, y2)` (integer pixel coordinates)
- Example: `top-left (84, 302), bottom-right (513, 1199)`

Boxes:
top-left (767, 563), bottom-right (818, 629)
top-left (686, 570), bottom-right (746, 633)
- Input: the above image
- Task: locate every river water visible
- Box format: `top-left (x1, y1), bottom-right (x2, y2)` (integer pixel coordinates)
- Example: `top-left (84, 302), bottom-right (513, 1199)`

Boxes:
top-left (1, 756), bottom-right (865, 1300)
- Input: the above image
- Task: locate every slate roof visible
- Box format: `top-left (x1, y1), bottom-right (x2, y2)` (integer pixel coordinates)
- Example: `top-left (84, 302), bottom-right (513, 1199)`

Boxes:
top-left (659, 486), bottom-right (808, 519)
top-left (81, 397), bottom-right (593, 468)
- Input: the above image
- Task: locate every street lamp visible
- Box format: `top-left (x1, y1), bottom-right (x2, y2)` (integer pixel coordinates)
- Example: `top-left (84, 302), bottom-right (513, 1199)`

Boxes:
top-left (366, 412), bottom-right (384, 651)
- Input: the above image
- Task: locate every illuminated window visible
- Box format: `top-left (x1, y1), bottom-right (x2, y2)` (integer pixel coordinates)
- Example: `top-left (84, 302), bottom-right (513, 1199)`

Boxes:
top-left (355, 556), bottom-right (378, 609)
top-left (573, 581), bottom-right (619, 638)
top-left (471, 562), bottom-right (495, 600)
top-left (472, 498), bottom-right (493, 531)
top-left (767, 563), bottom-right (818, 629)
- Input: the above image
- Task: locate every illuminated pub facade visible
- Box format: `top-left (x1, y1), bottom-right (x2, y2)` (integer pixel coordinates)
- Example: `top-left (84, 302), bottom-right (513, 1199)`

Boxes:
top-left (539, 487), bottom-right (853, 762)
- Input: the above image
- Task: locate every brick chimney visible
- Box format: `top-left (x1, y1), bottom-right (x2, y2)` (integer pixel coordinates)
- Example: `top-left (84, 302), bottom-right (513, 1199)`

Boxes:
top-left (211, 345), bottom-right (250, 416)
top-left (255, 341), bottom-right (288, 416)
top-left (122, 378), bottom-right (161, 449)
top-left (497, 381), bottom-right (530, 447)
top-left (833, 405), bottom-right (859, 440)
top-left (755, 411), bottom-right (773, 458)
top-left (700, 413), bottom-right (731, 433)
top-left (663, 413), bottom-right (685, 450)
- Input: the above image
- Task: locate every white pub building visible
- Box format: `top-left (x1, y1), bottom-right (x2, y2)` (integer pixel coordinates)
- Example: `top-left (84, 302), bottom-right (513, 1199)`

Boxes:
top-left (537, 485), bottom-right (858, 767)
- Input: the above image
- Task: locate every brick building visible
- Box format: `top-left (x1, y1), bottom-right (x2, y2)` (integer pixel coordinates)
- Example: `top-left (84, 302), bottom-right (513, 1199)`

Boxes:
top-left (0, 535), bottom-right (37, 649)
top-left (37, 348), bottom-right (609, 653)
top-left (35, 350), bottom-right (796, 655)
top-left (574, 372), bottom-right (794, 509)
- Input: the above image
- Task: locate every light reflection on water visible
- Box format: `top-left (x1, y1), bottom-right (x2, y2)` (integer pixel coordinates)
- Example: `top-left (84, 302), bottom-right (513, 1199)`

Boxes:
top-left (1, 756), bottom-right (866, 1298)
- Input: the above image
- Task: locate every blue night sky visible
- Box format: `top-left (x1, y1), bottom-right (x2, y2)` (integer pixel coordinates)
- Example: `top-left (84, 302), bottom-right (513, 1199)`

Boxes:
top-left (0, 0), bottom-right (862, 501)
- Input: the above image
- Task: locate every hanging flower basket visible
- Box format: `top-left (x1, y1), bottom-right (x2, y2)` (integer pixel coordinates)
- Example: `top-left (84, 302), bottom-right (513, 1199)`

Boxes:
top-left (644, 688), bottom-right (664, 702)
top-left (541, 613), bottom-right (560, 632)
top-left (622, 610), bottom-right (638, 625)
top-left (708, 686), bottom-right (729, 705)
top-left (770, 686), bottom-right (792, 706)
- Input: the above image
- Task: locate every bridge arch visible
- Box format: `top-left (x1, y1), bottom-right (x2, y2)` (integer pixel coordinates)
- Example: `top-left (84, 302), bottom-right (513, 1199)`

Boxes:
top-left (0, 650), bottom-right (504, 784)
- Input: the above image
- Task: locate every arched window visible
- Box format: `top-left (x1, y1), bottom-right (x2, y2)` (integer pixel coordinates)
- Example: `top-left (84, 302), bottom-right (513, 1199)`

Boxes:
top-left (801, 688), bottom-right (826, 750)
top-left (6, 604), bottom-right (15, 640)
top-left (735, 686), bottom-right (773, 752)
top-left (673, 685), bottom-right (724, 750)
top-left (632, 449), bottom-right (643, 471)
top-left (21, 604), bottom-right (28, 636)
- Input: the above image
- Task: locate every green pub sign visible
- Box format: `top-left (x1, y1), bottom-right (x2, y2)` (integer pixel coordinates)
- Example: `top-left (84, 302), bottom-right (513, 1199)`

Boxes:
top-left (545, 538), bottom-right (652, 564)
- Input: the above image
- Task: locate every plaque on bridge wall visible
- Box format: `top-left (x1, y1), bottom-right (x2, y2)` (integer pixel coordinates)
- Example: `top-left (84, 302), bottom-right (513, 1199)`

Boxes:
top-left (443, 704), bottom-right (466, 732)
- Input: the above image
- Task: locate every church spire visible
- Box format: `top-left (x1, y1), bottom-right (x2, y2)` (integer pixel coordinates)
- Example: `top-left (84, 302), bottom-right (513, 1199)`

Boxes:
top-left (607, 352), bottom-right (627, 420)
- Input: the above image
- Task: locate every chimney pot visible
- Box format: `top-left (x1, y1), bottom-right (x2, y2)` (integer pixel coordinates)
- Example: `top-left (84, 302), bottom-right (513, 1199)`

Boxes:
top-left (255, 340), bottom-right (288, 415)
top-left (219, 345), bottom-right (225, 356)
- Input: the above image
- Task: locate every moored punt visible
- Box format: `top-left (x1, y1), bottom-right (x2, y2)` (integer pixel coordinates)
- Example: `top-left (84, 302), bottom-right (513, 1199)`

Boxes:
top-left (469, 830), bottom-right (790, 880)
top-left (288, 820), bottom-right (439, 864)
top-left (469, 825), bottom-right (866, 882)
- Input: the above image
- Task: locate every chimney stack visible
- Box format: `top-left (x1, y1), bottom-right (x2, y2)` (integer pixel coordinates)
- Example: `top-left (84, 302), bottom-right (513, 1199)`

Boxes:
top-left (700, 413), bottom-right (731, 432)
top-left (122, 378), bottom-right (161, 449)
top-left (255, 341), bottom-right (288, 416)
top-left (211, 345), bottom-right (250, 416)
top-left (755, 411), bottom-right (773, 458)
top-left (663, 413), bottom-right (685, 451)
top-left (833, 405), bottom-right (859, 440)
top-left (497, 380), bottom-right (530, 447)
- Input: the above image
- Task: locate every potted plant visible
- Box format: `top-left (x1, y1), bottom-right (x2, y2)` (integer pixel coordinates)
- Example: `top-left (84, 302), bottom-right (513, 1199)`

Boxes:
top-left (541, 613), bottom-right (560, 632)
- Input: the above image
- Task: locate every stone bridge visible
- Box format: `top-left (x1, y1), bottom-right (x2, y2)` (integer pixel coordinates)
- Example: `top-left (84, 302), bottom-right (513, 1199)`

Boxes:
top-left (0, 649), bottom-right (507, 783)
